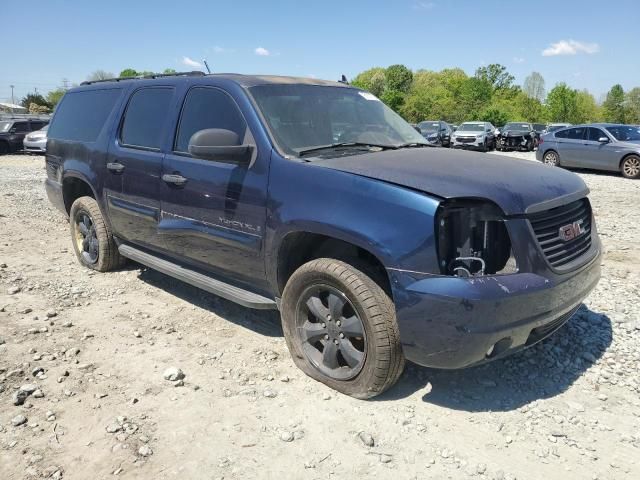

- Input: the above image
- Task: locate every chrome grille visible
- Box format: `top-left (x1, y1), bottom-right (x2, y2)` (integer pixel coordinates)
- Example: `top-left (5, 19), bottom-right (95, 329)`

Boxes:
top-left (528, 198), bottom-right (592, 268)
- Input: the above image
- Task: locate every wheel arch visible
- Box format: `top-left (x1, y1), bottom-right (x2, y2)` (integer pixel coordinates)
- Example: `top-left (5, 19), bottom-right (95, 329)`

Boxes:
top-left (619, 152), bottom-right (640, 169)
top-left (274, 230), bottom-right (392, 299)
top-left (62, 173), bottom-right (98, 214)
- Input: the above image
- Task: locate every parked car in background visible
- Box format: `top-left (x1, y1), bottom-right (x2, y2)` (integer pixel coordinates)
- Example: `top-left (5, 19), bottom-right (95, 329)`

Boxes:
top-left (496, 122), bottom-right (538, 152)
top-left (532, 123), bottom-right (547, 136)
top-left (23, 124), bottom-right (49, 153)
top-left (451, 121), bottom-right (496, 151)
top-left (417, 120), bottom-right (452, 147)
top-left (546, 123), bottom-right (572, 134)
top-left (0, 118), bottom-right (49, 154)
top-left (537, 123), bottom-right (640, 179)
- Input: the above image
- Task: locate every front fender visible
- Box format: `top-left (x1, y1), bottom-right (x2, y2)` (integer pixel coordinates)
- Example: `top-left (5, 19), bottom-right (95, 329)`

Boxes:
top-left (265, 154), bottom-right (441, 293)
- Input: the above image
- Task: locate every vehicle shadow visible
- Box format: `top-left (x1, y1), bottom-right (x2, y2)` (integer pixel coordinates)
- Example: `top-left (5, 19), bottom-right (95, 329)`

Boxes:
top-left (376, 304), bottom-right (612, 411)
top-left (135, 267), bottom-right (283, 338)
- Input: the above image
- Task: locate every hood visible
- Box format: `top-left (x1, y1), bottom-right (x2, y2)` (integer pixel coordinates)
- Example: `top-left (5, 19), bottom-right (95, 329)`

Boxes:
top-left (315, 148), bottom-right (588, 215)
top-left (500, 129), bottom-right (531, 137)
top-left (454, 130), bottom-right (484, 137)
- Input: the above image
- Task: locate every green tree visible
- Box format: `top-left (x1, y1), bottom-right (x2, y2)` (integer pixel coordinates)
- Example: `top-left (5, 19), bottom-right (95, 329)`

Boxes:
top-left (602, 84), bottom-right (627, 123)
top-left (163, 68), bottom-right (177, 74)
top-left (459, 77), bottom-right (493, 120)
top-left (384, 65), bottom-right (413, 93)
top-left (46, 88), bottom-right (66, 108)
top-left (475, 64), bottom-right (515, 92)
top-left (546, 83), bottom-right (578, 122)
top-left (86, 70), bottom-right (115, 81)
top-left (119, 68), bottom-right (138, 78)
top-left (626, 87), bottom-right (640, 124)
top-left (20, 93), bottom-right (50, 110)
top-left (575, 90), bottom-right (601, 123)
top-left (351, 67), bottom-right (386, 96)
top-left (480, 107), bottom-right (509, 127)
top-left (523, 72), bottom-right (545, 102)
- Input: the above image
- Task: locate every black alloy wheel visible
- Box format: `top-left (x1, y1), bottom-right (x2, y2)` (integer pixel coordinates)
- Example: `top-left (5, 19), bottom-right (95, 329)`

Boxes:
top-left (74, 210), bottom-right (99, 265)
top-left (296, 285), bottom-right (367, 380)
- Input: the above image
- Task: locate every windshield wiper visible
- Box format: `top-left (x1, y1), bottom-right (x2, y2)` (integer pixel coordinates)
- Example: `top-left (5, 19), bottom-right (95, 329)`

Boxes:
top-left (297, 142), bottom-right (397, 157)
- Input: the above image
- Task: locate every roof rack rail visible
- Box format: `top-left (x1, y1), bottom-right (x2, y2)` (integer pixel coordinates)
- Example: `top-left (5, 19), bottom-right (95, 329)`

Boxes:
top-left (81, 70), bottom-right (206, 86)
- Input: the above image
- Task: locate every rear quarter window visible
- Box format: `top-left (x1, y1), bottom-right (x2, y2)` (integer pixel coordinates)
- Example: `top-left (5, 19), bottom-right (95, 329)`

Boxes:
top-left (48, 88), bottom-right (122, 142)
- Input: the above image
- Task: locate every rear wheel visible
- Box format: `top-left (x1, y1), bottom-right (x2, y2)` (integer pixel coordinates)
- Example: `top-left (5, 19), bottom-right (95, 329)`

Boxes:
top-left (69, 196), bottom-right (125, 272)
top-left (543, 150), bottom-right (560, 166)
top-left (281, 258), bottom-right (404, 399)
top-left (621, 155), bottom-right (640, 179)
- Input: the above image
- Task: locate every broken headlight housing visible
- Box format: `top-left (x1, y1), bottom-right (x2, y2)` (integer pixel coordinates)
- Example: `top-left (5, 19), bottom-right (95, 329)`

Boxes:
top-left (436, 200), bottom-right (518, 277)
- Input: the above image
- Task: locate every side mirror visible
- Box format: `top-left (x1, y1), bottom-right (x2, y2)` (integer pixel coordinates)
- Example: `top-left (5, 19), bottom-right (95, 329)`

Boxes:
top-left (188, 128), bottom-right (253, 164)
top-left (597, 136), bottom-right (609, 143)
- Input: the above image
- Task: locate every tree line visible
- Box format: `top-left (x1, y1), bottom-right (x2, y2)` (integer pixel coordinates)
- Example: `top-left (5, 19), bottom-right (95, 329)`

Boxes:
top-left (351, 64), bottom-right (640, 126)
top-left (16, 64), bottom-right (640, 126)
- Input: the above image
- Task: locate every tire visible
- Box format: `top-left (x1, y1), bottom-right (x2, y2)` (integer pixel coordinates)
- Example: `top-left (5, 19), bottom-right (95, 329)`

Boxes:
top-left (481, 140), bottom-right (488, 152)
top-left (69, 196), bottom-right (125, 272)
top-left (281, 258), bottom-right (405, 399)
top-left (543, 150), bottom-right (560, 167)
top-left (0, 141), bottom-right (9, 155)
top-left (621, 155), bottom-right (640, 179)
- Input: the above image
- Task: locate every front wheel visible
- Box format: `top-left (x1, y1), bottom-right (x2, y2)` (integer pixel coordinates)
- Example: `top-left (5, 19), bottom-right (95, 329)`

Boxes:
top-left (621, 155), bottom-right (640, 179)
top-left (69, 196), bottom-right (125, 272)
top-left (543, 150), bottom-right (560, 166)
top-left (281, 258), bottom-right (405, 399)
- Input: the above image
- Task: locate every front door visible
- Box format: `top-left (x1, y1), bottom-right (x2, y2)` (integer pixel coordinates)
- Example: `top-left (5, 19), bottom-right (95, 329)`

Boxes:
top-left (581, 127), bottom-right (619, 171)
top-left (105, 86), bottom-right (175, 251)
top-left (159, 86), bottom-right (269, 289)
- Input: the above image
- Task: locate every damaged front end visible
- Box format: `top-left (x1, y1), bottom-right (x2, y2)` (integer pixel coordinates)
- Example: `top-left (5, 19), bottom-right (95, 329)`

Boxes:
top-left (497, 131), bottom-right (535, 151)
top-left (435, 199), bottom-right (517, 277)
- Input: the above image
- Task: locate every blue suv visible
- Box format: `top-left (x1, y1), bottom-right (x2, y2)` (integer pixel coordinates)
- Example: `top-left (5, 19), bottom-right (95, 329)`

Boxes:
top-left (44, 72), bottom-right (601, 398)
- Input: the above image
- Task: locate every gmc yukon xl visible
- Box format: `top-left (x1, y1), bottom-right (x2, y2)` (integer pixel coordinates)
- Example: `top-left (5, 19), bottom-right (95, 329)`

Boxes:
top-left (44, 72), bottom-right (601, 398)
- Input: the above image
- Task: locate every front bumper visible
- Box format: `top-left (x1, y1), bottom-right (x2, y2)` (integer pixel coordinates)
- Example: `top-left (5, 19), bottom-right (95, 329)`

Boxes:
top-left (498, 135), bottom-right (532, 150)
top-left (389, 251), bottom-right (601, 369)
top-left (23, 137), bottom-right (47, 152)
top-left (451, 137), bottom-right (484, 149)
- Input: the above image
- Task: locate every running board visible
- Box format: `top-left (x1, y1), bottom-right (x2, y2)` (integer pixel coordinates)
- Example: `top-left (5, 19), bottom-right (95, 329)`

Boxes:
top-left (118, 244), bottom-right (277, 310)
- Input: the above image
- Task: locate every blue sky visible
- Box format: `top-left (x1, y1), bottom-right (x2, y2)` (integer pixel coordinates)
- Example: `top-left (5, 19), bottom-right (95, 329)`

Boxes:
top-left (3, 0), bottom-right (639, 103)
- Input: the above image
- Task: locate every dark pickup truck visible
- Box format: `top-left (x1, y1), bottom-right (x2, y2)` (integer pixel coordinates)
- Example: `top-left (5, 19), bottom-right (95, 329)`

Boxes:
top-left (44, 72), bottom-right (601, 398)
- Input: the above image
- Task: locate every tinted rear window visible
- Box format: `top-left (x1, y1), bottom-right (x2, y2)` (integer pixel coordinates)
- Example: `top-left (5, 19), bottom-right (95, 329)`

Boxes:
top-left (48, 89), bottom-right (122, 142)
top-left (567, 127), bottom-right (586, 140)
top-left (120, 87), bottom-right (174, 150)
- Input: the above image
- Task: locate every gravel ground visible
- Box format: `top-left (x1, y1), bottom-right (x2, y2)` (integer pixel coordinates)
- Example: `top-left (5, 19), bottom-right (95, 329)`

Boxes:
top-left (1, 153), bottom-right (639, 480)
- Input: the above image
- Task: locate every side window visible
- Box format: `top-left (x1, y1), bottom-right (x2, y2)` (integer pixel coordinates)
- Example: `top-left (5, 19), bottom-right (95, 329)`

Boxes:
top-left (13, 122), bottom-right (29, 133)
top-left (587, 127), bottom-right (605, 141)
top-left (567, 127), bottom-right (586, 140)
top-left (120, 87), bottom-right (174, 150)
top-left (175, 87), bottom-right (247, 153)
top-left (30, 121), bottom-right (46, 131)
top-left (555, 129), bottom-right (570, 139)
top-left (48, 88), bottom-right (122, 142)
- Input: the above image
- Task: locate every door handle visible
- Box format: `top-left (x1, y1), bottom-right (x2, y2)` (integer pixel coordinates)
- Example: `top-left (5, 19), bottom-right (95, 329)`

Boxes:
top-left (107, 162), bottom-right (125, 174)
top-left (162, 173), bottom-right (188, 187)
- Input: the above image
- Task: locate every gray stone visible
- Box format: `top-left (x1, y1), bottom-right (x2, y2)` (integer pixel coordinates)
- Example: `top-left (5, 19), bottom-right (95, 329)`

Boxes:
top-left (138, 445), bottom-right (153, 457)
top-left (11, 415), bottom-right (27, 426)
top-left (163, 367), bottom-right (185, 382)
top-left (358, 431), bottom-right (375, 447)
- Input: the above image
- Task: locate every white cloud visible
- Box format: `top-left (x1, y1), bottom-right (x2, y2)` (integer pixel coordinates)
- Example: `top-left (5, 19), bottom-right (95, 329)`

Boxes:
top-left (513, 57), bottom-right (525, 64)
top-left (182, 56), bottom-right (202, 67)
top-left (212, 46), bottom-right (232, 54)
top-left (413, 1), bottom-right (435, 9)
top-left (542, 39), bottom-right (600, 57)
top-left (255, 47), bottom-right (271, 56)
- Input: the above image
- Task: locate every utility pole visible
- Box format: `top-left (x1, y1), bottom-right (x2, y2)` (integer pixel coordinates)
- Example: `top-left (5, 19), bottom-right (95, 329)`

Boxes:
top-left (61, 78), bottom-right (70, 90)
top-left (10, 85), bottom-right (15, 113)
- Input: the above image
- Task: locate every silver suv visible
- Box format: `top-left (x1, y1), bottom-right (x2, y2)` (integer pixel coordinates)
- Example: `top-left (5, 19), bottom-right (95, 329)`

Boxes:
top-left (451, 121), bottom-right (496, 152)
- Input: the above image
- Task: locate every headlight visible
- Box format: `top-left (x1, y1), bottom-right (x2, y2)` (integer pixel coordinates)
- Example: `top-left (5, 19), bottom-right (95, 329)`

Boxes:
top-left (476, 134), bottom-right (484, 140)
top-left (436, 200), bottom-right (518, 277)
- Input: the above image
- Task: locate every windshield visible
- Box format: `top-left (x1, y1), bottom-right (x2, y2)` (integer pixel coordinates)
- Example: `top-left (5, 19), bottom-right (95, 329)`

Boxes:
top-left (605, 125), bottom-right (640, 142)
top-left (503, 123), bottom-right (530, 131)
top-left (0, 122), bottom-right (11, 133)
top-left (418, 122), bottom-right (440, 132)
top-left (249, 85), bottom-right (426, 156)
top-left (458, 123), bottom-right (485, 132)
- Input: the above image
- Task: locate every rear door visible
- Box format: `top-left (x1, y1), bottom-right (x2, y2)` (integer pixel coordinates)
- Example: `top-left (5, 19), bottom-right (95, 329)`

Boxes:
top-left (159, 86), bottom-right (269, 287)
top-left (105, 86), bottom-right (175, 251)
top-left (556, 127), bottom-right (586, 167)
